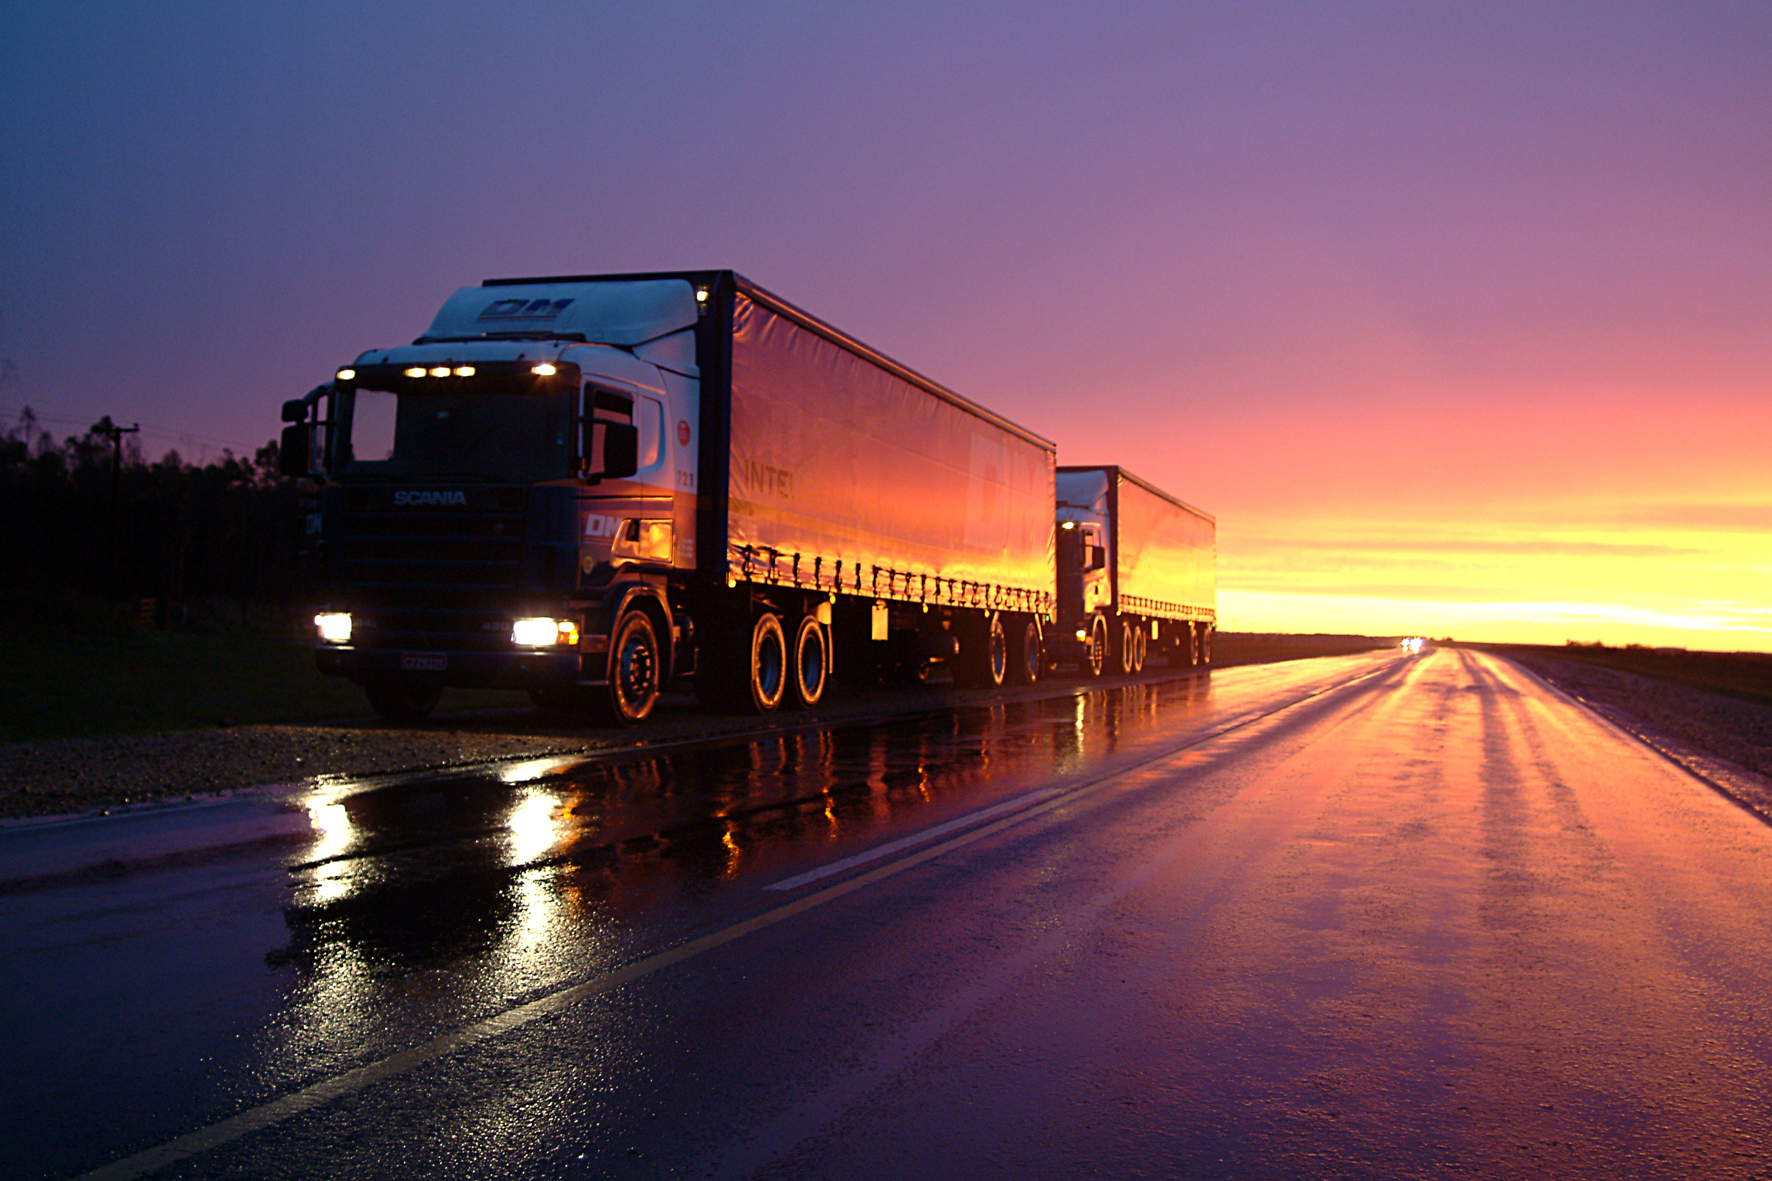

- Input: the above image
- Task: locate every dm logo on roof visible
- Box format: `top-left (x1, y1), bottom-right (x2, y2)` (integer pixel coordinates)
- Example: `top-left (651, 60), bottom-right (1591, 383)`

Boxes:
top-left (477, 298), bottom-right (574, 321)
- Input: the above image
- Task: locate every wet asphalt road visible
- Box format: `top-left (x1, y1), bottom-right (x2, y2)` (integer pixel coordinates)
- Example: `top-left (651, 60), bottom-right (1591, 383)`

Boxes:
top-left (4, 649), bottom-right (1770, 1180)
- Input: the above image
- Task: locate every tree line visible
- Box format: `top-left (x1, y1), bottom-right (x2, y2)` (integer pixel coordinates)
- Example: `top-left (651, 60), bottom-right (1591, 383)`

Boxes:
top-left (2, 409), bottom-right (305, 628)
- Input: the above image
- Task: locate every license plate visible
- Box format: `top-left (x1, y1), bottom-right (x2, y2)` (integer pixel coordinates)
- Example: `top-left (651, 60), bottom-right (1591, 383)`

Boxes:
top-left (400, 653), bottom-right (446, 672)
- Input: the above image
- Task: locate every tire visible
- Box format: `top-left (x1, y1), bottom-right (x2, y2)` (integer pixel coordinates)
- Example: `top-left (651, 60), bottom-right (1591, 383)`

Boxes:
top-left (984, 612), bottom-right (1008, 686)
top-left (1009, 617), bottom-right (1042, 685)
top-left (952, 611), bottom-right (1007, 688)
top-left (1185, 623), bottom-right (1200, 667)
top-left (964, 611), bottom-right (1006, 688)
top-left (746, 612), bottom-right (788, 713)
top-left (602, 609), bottom-right (661, 724)
top-left (788, 614), bottom-right (828, 709)
top-left (1131, 622), bottom-right (1147, 674)
top-left (1115, 620), bottom-right (1135, 676)
top-left (1086, 615), bottom-right (1108, 678)
top-left (1199, 625), bottom-right (1213, 666)
top-left (365, 678), bottom-right (441, 723)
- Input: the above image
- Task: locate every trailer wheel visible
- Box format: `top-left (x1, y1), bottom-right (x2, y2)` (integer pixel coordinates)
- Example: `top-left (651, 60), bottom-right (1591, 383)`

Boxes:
top-left (747, 612), bottom-right (788, 713)
top-left (1086, 616), bottom-right (1108, 678)
top-left (788, 615), bottom-right (827, 709)
top-left (976, 612), bottom-right (1008, 687)
top-left (603, 609), bottom-right (661, 724)
top-left (954, 611), bottom-right (1008, 688)
top-left (1131, 622), bottom-right (1147, 674)
top-left (1199, 625), bottom-right (1213, 666)
top-left (1009, 617), bottom-right (1042, 685)
top-left (1115, 620), bottom-right (1136, 676)
top-left (365, 678), bottom-right (442, 723)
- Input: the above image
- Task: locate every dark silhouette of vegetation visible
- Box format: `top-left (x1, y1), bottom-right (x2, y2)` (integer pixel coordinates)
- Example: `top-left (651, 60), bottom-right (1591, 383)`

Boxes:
top-left (1, 408), bottom-right (304, 634)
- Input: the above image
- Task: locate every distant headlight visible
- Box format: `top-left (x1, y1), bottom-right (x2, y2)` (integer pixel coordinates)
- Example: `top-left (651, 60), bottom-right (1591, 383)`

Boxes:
top-left (512, 618), bottom-right (579, 647)
top-left (315, 612), bottom-right (352, 643)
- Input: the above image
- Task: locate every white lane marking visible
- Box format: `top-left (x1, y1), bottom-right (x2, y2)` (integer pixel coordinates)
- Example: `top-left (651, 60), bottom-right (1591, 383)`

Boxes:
top-left (75, 661), bottom-right (1393, 1181)
top-left (765, 789), bottom-right (1063, 892)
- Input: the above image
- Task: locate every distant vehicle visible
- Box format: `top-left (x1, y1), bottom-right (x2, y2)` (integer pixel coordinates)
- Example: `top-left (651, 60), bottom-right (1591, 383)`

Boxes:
top-left (1054, 466), bottom-right (1217, 675)
top-left (282, 272), bottom-right (1215, 724)
top-left (1401, 637), bottom-right (1426, 654)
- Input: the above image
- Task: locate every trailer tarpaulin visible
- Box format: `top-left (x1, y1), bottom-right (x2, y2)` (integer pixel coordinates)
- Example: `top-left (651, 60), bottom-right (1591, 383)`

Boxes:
top-left (1112, 470), bottom-right (1216, 620)
top-left (727, 293), bottom-right (1054, 610)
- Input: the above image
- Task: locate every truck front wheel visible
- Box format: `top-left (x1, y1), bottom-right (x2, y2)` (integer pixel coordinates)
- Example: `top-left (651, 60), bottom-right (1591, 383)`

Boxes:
top-left (604, 609), bottom-right (661, 724)
top-left (365, 678), bottom-right (442, 724)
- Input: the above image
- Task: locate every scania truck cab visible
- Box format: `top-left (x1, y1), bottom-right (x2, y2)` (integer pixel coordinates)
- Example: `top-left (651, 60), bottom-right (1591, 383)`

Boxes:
top-left (282, 277), bottom-right (701, 723)
top-left (283, 271), bottom-right (1060, 725)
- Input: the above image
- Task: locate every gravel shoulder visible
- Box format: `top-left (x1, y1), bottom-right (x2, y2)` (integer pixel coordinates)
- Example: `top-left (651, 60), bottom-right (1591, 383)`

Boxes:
top-left (1499, 649), bottom-right (1772, 824)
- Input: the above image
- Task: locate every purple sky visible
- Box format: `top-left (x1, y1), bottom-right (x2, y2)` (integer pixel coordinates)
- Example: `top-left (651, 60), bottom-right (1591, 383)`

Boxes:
top-left (5, 2), bottom-right (1770, 644)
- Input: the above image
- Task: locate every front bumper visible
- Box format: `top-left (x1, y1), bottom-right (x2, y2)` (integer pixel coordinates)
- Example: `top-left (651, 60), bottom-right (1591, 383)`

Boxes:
top-left (316, 645), bottom-right (605, 689)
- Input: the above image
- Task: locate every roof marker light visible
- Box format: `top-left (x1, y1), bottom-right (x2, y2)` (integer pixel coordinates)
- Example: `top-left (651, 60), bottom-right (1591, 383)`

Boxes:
top-left (695, 287), bottom-right (709, 303)
top-left (404, 367), bottom-right (426, 378)
top-left (532, 363), bottom-right (557, 376)
top-left (453, 365), bottom-right (475, 377)
top-left (335, 368), bottom-right (356, 381)
top-left (429, 366), bottom-right (450, 377)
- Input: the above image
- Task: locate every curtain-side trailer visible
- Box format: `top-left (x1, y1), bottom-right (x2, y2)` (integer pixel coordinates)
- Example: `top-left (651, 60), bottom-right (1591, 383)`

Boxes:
top-left (1053, 465), bottom-right (1217, 675)
top-left (281, 271), bottom-right (1057, 724)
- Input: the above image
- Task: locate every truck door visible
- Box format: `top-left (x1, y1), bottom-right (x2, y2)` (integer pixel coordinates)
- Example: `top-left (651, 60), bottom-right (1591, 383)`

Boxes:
top-left (580, 381), bottom-right (675, 577)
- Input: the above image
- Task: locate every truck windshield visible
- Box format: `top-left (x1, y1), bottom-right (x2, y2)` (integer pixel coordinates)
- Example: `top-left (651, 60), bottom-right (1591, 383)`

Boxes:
top-left (339, 386), bottom-right (572, 482)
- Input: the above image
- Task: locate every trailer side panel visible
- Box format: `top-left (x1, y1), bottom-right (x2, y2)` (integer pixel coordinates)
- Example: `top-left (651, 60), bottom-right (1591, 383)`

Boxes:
top-left (1112, 470), bottom-right (1216, 622)
top-left (726, 293), bottom-right (1054, 611)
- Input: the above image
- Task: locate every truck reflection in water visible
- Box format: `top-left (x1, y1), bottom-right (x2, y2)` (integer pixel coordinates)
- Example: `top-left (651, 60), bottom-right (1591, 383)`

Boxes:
top-left (263, 677), bottom-right (1218, 1085)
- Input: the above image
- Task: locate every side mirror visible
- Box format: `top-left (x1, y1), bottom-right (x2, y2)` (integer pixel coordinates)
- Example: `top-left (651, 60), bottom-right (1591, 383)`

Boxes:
top-left (281, 399), bottom-right (310, 423)
top-left (279, 424), bottom-right (310, 477)
top-left (602, 422), bottom-right (639, 479)
top-left (1086, 544), bottom-right (1106, 571)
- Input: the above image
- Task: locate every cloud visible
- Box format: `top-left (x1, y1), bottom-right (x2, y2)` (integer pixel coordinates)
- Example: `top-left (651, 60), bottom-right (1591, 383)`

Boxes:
top-left (1230, 535), bottom-right (1703, 558)
top-left (1594, 503), bottom-right (1772, 532)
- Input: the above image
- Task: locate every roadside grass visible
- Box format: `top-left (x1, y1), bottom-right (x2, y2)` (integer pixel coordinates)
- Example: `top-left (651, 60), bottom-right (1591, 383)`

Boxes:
top-left (0, 630), bottom-right (528, 742)
top-left (1483, 644), bottom-right (1772, 708)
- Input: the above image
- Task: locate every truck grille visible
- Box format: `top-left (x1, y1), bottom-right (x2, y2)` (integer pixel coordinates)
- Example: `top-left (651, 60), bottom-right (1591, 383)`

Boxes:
top-left (332, 502), bottom-right (527, 595)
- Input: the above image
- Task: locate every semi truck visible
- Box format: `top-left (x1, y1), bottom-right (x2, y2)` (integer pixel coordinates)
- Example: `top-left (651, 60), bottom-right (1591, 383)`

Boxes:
top-left (1053, 465), bottom-right (1217, 676)
top-left (280, 271), bottom-right (1060, 723)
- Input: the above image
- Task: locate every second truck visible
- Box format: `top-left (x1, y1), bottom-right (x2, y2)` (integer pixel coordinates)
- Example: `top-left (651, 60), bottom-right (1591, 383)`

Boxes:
top-left (281, 270), bottom-right (1214, 724)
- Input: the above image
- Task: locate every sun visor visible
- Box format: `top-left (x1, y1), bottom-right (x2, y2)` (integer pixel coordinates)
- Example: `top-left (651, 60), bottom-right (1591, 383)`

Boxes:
top-left (424, 279), bottom-right (699, 346)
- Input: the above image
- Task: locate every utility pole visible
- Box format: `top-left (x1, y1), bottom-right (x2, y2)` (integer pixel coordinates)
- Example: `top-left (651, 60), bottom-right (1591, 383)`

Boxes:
top-left (92, 417), bottom-right (139, 602)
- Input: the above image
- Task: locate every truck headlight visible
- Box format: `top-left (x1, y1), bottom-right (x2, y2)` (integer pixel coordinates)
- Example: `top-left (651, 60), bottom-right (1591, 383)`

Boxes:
top-left (316, 612), bottom-right (353, 643)
top-left (512, 618), bottom-right (579, 647)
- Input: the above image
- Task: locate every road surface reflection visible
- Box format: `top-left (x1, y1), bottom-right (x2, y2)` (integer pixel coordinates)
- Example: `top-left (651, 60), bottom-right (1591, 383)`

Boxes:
top-left (260, 676), bottom-right (1221, 1071)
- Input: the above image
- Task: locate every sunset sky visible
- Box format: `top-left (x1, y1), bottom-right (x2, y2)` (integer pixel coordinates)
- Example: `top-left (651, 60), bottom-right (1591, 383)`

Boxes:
top-left (4, 2), bottom-right (1768, 650)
